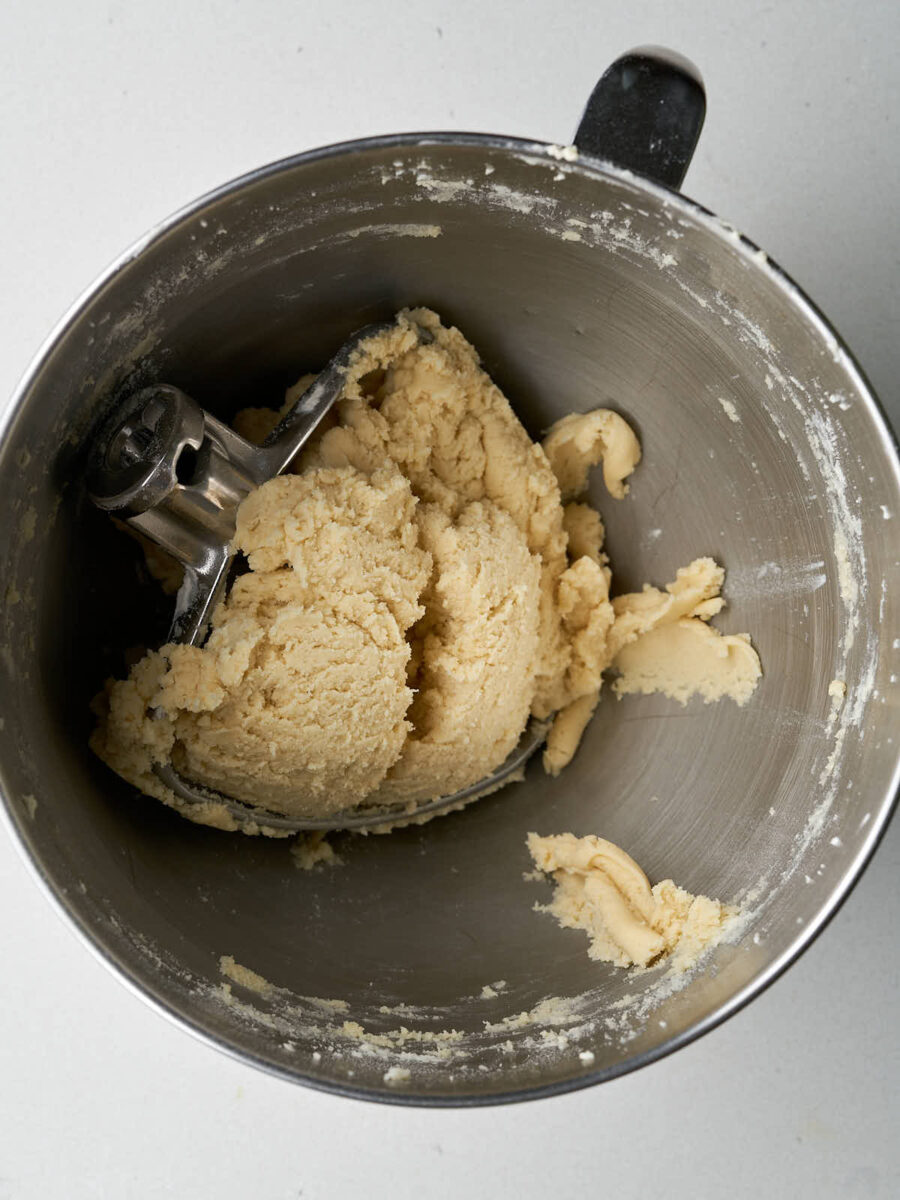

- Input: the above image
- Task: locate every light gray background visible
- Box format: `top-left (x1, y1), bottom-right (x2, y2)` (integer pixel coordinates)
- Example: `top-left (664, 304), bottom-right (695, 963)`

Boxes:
top-left (1, 1), bottom-right (897, 1196)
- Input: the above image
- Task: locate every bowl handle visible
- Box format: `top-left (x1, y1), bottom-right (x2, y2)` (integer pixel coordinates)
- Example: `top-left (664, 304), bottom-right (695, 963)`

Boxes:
top-left (573, 47), bottom-right (705, 189)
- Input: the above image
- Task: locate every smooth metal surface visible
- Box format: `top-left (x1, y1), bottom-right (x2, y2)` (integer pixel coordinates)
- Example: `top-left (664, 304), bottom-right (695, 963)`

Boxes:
top-left (0, 132), bottom-right (898, 1106)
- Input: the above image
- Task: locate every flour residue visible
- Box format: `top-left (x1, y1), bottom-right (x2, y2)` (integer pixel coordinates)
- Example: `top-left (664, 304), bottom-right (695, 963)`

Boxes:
top-left (19, 507), bottom-right (37, 543)
top-left (718, 397), bottom-right (741, 423)
top-left (726, 558), bottom-right (827, 601)
top-left (344, 223), bottom-right (442, 240)
top-left (219, 955), bottom-right (272, 996)
top-left (196, 856), bottom-right (772, 1092)
top-left (384, 1066), bottom-right (411, 1085)
top-left (547, 144), bottom-right (579, 163)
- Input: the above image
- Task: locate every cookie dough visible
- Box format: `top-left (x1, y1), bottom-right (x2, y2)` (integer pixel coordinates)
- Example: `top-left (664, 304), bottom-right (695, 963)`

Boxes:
top-left (609, 557), bottom-right (762, 705)
top-left (92, 309), bottom-right (761, 827)
top-left (93, 465), bottom-right (431, 819)
top-left (527, 832), bottom-right (736, 971)
top-left (542, 409), bottom-right (641, 501)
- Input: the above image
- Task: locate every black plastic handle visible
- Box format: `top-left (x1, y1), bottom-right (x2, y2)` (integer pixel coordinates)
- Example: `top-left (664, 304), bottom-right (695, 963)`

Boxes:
top-left (573, 47), bottom-right (705, 190)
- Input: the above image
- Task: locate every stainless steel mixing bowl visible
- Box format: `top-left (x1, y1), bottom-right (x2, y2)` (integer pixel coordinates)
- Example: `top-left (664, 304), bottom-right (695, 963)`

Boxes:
top-left (1, 51), bottom-right (898, 1105)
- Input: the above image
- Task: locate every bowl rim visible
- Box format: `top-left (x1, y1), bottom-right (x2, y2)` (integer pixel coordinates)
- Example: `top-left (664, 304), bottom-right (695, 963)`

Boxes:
top-left (2, 128), bottom-right (899, 1107)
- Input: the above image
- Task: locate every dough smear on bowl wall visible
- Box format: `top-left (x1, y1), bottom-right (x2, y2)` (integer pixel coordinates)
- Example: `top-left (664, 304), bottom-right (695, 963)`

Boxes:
top-left (526, 833), bottom-right (739, 971)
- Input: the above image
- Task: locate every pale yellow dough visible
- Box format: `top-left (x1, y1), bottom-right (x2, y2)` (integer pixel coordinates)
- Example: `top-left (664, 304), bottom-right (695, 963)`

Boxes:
top-left (542, 409), bottom-right (641, 501)
top-left (93, 465), bottom-right (431, 820)
top-left (92, 309), bottom-right (761, 828)
top-left (527, 832), bottom-right (737, 971)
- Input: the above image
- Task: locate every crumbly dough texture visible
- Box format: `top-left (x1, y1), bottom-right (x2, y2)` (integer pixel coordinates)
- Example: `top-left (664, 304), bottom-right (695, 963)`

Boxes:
top-left (290, 832), bottom-right (342, 870)
top-left (92, 309), bottom-right (761, 828)
top-left (93, 465), bottom-right (431, 820)
top-left (527, 832), bottom-right (736, 971)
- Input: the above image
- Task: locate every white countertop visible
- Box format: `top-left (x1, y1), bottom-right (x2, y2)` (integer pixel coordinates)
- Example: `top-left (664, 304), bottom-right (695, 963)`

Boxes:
top-left (1, 2), bottom-right (897, 1196)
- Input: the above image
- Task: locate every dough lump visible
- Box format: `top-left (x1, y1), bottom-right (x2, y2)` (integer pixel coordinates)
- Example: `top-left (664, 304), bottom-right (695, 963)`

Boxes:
top-left (92, 309), bottom-right (761, 829)
top-left (542, 409), bottom-right (641, 501)
top-left (93, 465), bottom-right (431, 819)
top-left (370, 501), bottom-right (541, 806)
top-left (609, 558), bottom-right (762, 705)
top-left (527, 832), bottom-right (736, 971)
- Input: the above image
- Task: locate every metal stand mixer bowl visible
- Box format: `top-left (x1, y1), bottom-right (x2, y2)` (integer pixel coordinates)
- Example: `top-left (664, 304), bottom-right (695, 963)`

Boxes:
top-left (1, 50), bottom-right (897, 1105)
